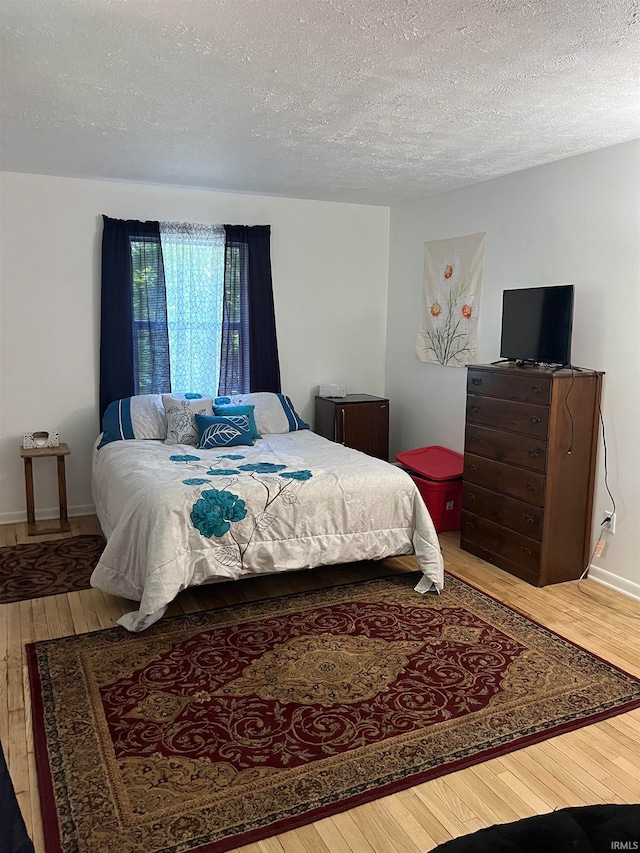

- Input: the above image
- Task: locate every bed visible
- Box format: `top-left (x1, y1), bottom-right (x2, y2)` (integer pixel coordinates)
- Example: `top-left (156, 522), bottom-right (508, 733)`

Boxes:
top-left (90, 392), bottom-right (444, 631)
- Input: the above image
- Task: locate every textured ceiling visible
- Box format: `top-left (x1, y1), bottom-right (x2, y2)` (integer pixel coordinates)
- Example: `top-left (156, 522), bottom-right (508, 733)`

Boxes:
top-left (1, 0), bottom-right (639, 204)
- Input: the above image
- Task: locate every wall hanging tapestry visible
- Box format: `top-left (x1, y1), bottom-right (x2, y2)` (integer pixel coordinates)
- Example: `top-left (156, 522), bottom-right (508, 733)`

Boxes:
top-left (0, 535), bottom-right (105, 604)
top-left (28, 572), bottom-right (640, 853)
top-left (416, 231), bottom-right (486, 366)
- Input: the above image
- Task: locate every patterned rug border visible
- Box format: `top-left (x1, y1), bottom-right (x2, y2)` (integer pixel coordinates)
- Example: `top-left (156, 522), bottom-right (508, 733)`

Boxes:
top-left (27, 570), bottom-right (640, 853)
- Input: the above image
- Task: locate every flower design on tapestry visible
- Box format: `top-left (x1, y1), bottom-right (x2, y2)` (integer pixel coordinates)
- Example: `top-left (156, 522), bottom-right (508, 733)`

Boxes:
top-left (416, 233), bottom-right (485, 367)
top-left (213, 634), bottom-right (425, 706)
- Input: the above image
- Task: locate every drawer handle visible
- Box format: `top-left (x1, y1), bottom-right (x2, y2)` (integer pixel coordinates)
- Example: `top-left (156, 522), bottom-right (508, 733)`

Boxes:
top-left (530, 416), bottom-right (541, 424)
top-left (472, 378), bottom-right (482, 386)
top-left (467, 491), bottom-right (477, 501)
top-left (531, 385), bottom-right (542, 394)
top-left (465, 519), bottom-right (476, 531)
top-left (525, 483), bottom-right (536, 491)
top-left (523, 514), bottom-right (535, 524)
top-left (470, 434), bottom-right (479, 443)
top-left (471, 404), bottom-right (481, 413)
top-left (528, 448), bottom-right (541, 459)
top-left (470, 464), bottom-right (477, 472)
top-left (521, 546), bottom-right (533, 557)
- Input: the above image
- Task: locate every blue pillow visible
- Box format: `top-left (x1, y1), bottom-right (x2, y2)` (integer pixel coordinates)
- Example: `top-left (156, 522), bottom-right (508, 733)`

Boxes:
top-left (213, 404), bottom-right (261, 440)
top-left (196, 414), bottom-right (254, 449)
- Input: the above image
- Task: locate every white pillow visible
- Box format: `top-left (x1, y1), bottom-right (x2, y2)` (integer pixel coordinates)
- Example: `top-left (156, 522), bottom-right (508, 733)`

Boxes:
top-left (162, 394), bottom-right (213, 445)
top-left (98, 394), bottom-right (166, 449)
top-left (229, 392), bottom-right (309, 435)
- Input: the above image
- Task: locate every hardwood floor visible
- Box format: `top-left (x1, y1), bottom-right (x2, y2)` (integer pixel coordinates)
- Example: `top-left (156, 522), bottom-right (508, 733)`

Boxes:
top-left (1, 517), bottom-right (639, 852)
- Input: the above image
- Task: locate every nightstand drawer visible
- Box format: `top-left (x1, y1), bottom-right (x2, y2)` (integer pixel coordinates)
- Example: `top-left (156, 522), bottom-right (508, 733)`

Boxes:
top-left (466, 396), bottom-right (549, 438)
top-left (462, 483), bottom-right (544, 539)
top-left (461, 512), bottom-right (541, 575)
top-left (463, 454), bottom-right (545, 507)
top-left (464, 425), bottom-right (547, 472)
top-left (467, 369), bottom-right (552, 404)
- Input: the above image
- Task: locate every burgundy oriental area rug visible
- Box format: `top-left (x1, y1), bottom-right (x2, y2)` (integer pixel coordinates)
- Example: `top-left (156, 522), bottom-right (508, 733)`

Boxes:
top-left (28, 572), bottom-right (640, 853)
top-left (0, 535), bottom-right (104, 604)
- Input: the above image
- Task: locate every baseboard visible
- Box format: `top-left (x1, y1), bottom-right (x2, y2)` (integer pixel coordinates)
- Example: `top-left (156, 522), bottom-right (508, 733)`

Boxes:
top-left (587, 564), bottom-right (640, 602)
top-left (0, 504), bottom-right (96, 527)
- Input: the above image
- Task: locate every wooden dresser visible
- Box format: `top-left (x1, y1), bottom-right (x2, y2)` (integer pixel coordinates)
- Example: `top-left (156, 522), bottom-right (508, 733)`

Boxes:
top-left (461, 363), bottom-right (603, 586)
top-left (314, 394), bottom-right (389, 460)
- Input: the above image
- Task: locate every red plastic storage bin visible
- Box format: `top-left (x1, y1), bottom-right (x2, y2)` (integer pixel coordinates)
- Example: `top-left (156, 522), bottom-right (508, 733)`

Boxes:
top-left (395, 445), bottom-right (464, 533)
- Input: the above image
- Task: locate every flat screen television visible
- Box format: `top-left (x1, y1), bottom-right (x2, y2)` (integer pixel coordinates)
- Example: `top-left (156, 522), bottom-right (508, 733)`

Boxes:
top-left (499, 285), bottom-right (574, 366)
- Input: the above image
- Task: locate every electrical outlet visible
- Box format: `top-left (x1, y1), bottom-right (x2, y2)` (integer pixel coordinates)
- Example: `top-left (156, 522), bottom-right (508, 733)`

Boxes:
top-left (604, 511), bottom-right (616, 534)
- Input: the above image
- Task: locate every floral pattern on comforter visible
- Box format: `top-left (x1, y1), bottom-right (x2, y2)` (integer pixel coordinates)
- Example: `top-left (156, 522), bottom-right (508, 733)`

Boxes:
top-left (91, 431), bottom-right (444, 631)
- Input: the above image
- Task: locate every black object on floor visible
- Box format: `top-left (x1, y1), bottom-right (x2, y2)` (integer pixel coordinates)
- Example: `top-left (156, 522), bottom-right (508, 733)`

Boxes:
top-left (0, 741), bottom-right (34, 853)
top-left (431, 804), bottom-right (640, 853)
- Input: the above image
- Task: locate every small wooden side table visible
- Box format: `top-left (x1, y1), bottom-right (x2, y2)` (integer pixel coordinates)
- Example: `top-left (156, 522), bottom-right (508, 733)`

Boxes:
top-left (20, 443), bottom-right (71, 536)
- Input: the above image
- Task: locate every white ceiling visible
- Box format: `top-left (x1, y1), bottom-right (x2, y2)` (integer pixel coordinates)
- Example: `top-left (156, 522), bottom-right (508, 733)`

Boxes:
top-left (1, 0), bottom-right (639, 205)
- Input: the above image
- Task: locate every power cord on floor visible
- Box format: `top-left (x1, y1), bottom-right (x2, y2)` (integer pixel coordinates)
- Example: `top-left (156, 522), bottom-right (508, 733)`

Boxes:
top-left (577, 518), bottom-right (639, 619)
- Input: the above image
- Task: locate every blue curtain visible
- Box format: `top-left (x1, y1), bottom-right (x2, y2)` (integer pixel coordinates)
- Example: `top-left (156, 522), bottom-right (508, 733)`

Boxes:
top-left (100, 216), bottom-right (171, 418)
top-left (100, 218), bottom-right (280, 417)
top-left (221, 225), bottom-right (281, 395)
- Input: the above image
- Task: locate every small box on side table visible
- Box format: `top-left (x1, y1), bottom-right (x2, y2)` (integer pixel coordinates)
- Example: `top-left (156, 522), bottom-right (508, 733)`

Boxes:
top-left (20, 442), bottom-right (71, 536)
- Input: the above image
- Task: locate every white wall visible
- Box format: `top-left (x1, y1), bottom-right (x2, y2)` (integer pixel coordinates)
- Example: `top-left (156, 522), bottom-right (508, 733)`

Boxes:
top-left (386, 140), bottom-right (640, 595)
top-left (0, 172), bottom-right (390, 522)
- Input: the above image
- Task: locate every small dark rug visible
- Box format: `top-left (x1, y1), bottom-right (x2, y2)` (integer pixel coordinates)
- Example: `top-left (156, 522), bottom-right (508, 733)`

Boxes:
top-left (0, 535), bottom-right (105, 603)
top-left (28, 572), bottom-right (640, 853)
top-left (431, 804), bottom-right (640, 853)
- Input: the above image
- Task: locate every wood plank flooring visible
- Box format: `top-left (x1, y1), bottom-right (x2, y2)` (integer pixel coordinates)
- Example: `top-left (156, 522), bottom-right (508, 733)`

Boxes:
top-left (1, 517), bottom-right (639, 852)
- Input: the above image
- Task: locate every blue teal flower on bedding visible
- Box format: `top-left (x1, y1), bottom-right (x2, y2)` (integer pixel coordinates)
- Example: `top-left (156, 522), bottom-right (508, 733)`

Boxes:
top-left (191, 489), bottom-right (247, 537)
top-left (279, 470), bottom-right (313, 481)
top-left (207, 469), bottom-right (240, 476)
top-left (215, 396), bottom-right (232, 405)
top-left (238, 462), bottom-right (287, 474)
top-left (183, 478), bottom-right (210, 486)
top-left (185, 393), bottom-right (202, 399)
top-left (170, 454), bottom-right (201, 462)
top-left (218, 454), bottom-right (245, 460)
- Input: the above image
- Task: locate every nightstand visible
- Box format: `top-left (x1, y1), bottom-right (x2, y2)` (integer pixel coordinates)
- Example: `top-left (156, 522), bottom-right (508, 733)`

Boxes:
top-left (20, 443), bottom-right (71, 536)
top-left (314, 394), bottom-right (389, 460)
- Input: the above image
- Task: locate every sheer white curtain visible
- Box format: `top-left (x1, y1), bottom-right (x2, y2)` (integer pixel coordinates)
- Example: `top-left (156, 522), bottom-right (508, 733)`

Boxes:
top-left (160, 222), bottom-right (225, 397)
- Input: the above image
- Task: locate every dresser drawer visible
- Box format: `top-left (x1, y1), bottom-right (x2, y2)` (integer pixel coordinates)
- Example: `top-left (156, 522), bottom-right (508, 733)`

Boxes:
top-left (466, 396), bottom-right (549, 438)
top-left (467, 369), bottom-right (552, 404)
top-left (461, 512), bottom-right (541, 575)
top-left (464, 425), bottom-right (547, 472)
top-left (462, 483), bottom-right (544, 539)
top-left (463, 454), bottom-right (545, 507)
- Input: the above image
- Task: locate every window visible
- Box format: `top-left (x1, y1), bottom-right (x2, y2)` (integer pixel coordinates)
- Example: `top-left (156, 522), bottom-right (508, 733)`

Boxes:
top-left (158, 223), bottom-right (225, 398)
top-left (100, 216), bottom-right (280, 419)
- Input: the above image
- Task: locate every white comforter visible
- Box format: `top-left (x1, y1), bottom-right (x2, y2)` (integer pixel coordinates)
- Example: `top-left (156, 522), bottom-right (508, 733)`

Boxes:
top-left (91, 430), bottom-right (444, 631)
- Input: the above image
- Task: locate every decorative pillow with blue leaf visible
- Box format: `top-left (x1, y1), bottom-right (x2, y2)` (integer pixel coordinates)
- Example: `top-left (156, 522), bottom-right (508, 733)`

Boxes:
top-left (213, 404), bottom-right (262, 440)
top-left (98, 394), bottom-right (166, 449)
top-left (196, 414), bottom-right (255, 449)
top-left (228, 392), bottom-right (309, 435)
top-left (163, 394), bottom-right (213, 446)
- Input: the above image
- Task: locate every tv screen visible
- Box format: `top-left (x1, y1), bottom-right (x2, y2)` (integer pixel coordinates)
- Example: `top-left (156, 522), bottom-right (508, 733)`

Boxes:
top-left (500, 285), bottom-right (574, 366)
